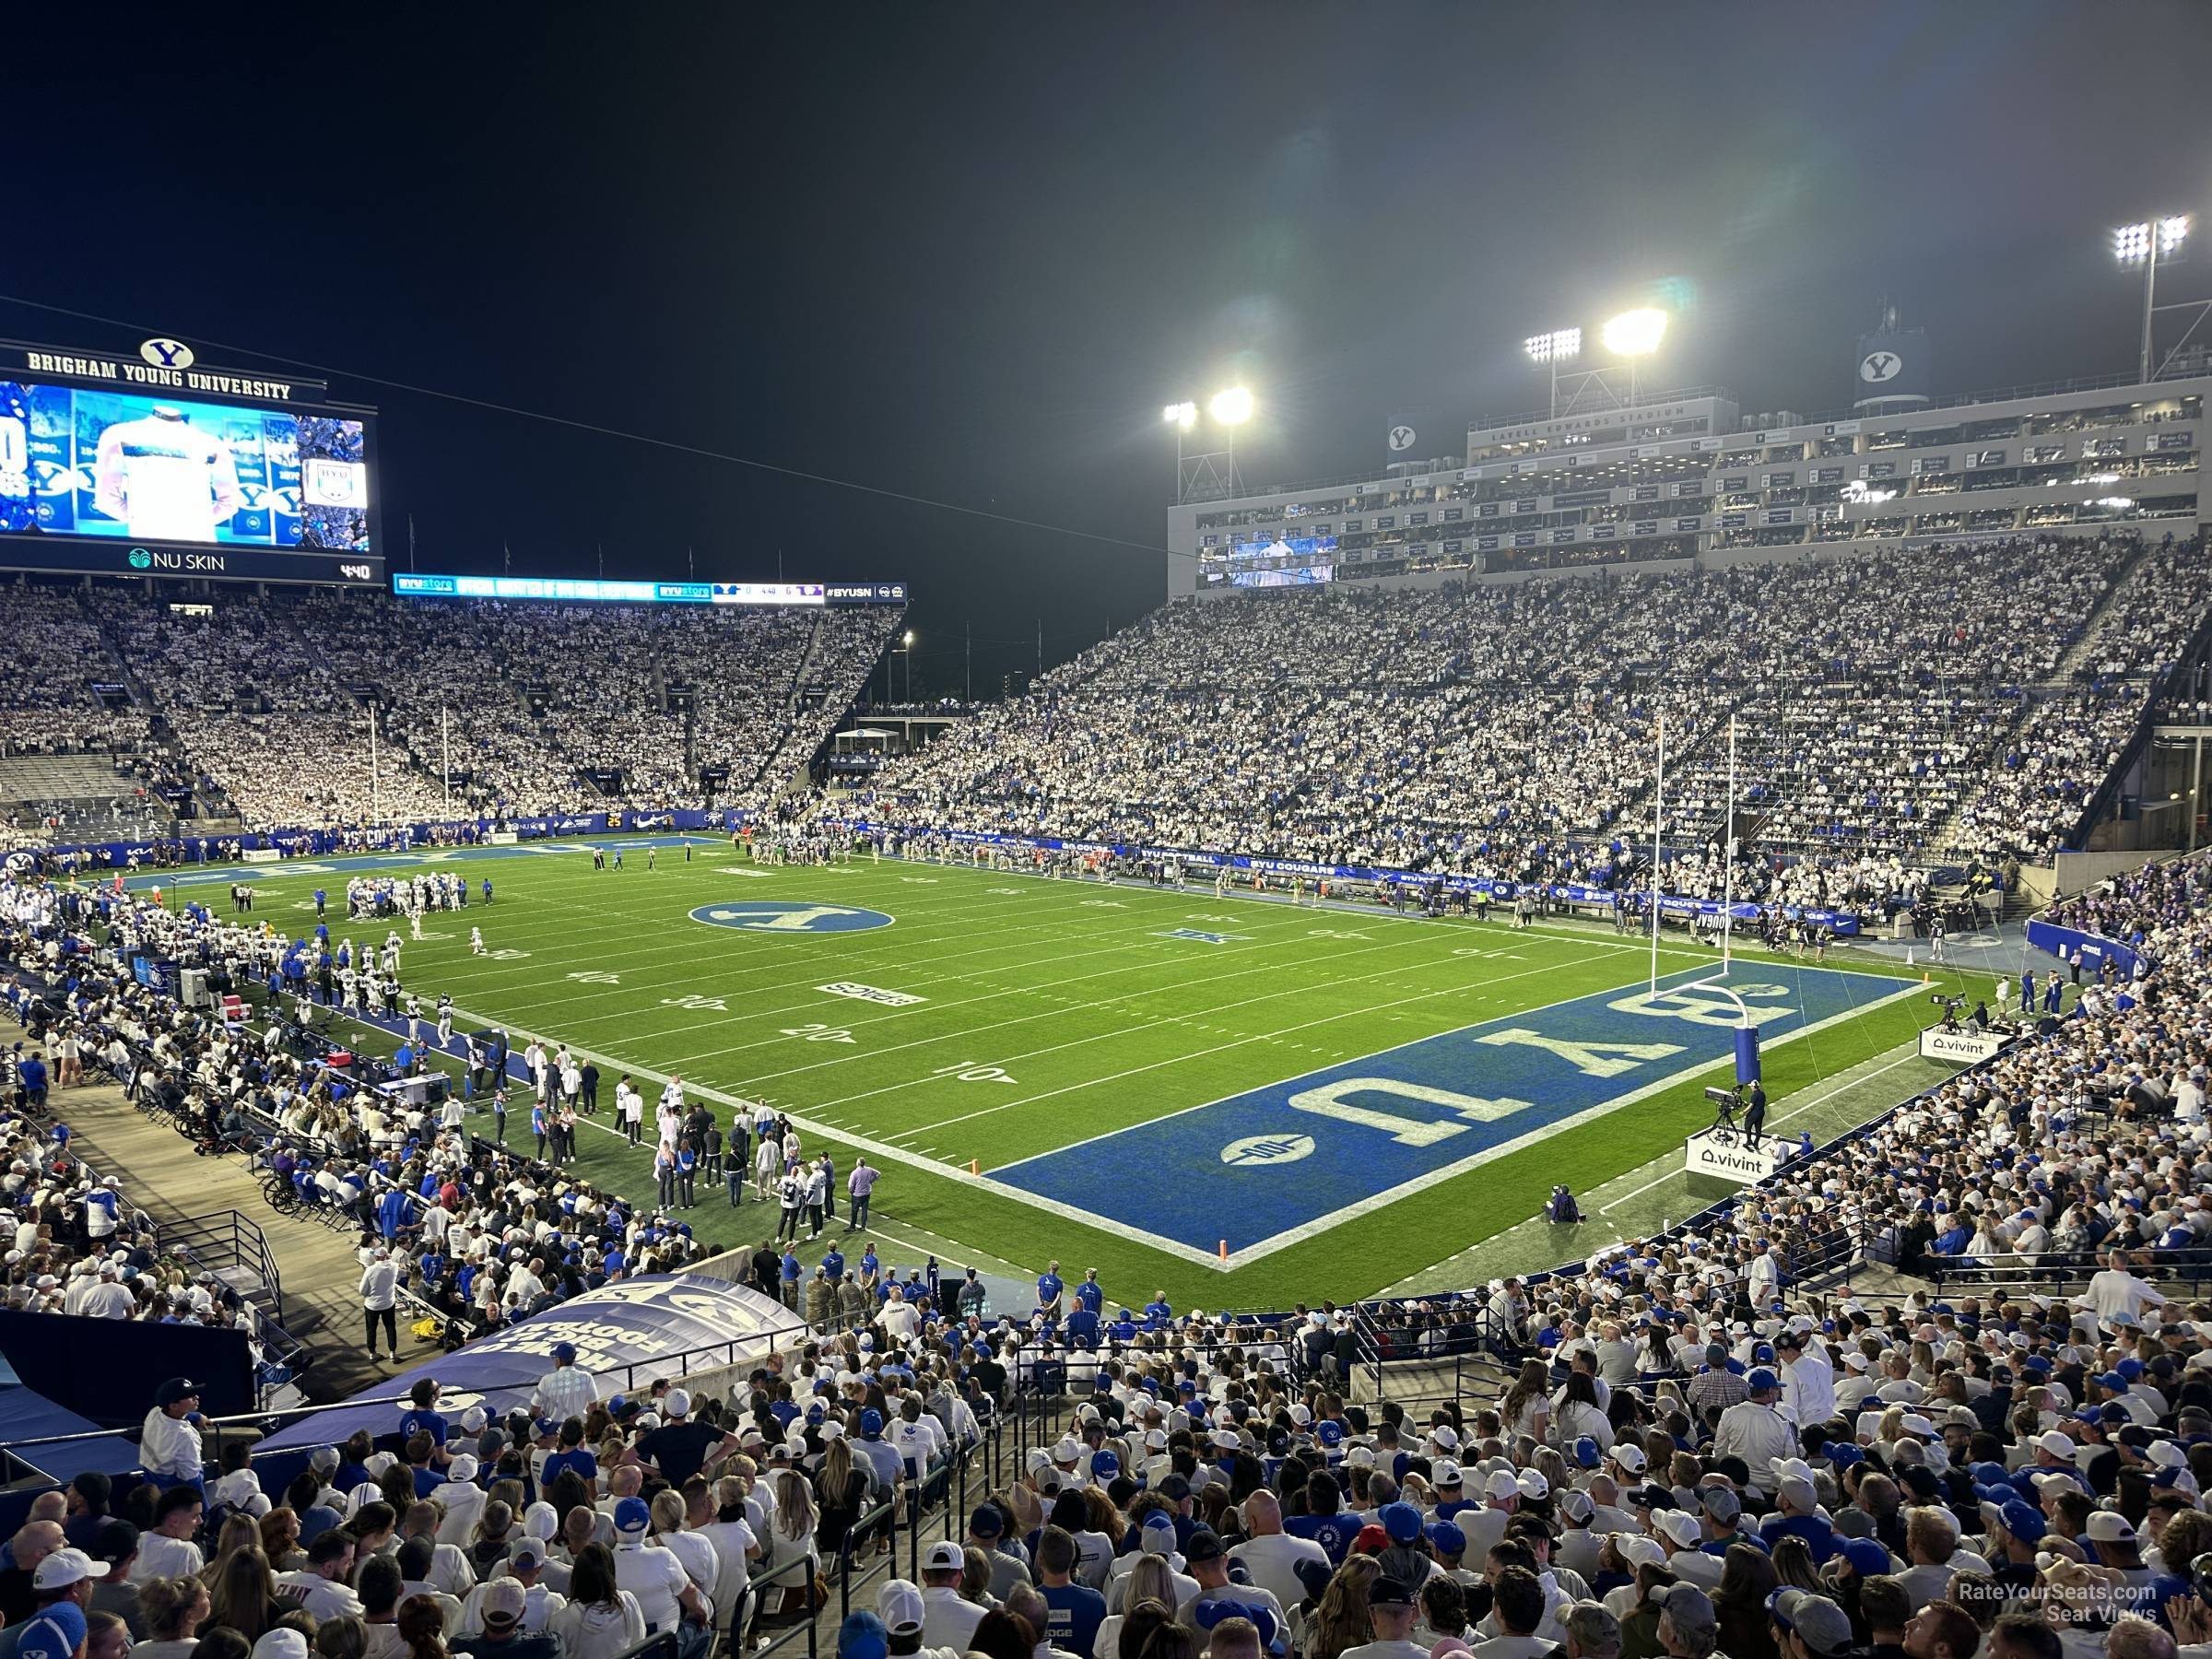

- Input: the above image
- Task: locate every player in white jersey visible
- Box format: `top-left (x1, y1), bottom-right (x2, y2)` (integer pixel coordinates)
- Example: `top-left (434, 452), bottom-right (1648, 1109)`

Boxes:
top-left (92, 408), bottom-right (242, 541)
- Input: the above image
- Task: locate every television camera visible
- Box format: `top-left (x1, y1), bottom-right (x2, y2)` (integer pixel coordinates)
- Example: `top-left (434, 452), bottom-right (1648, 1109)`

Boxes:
top-left (1704, 1084), bottom-right (1743, 1131)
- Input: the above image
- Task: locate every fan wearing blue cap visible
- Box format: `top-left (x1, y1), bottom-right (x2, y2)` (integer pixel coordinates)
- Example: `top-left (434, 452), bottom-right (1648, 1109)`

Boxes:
top-left (610, 1495), bottom-right (705, 1631)
top-left (1182, 1529), bottom-right (1287, 1639)
top-left (963, 1505), bottom-right (1030, 1601)
top-left (12, 1602), bottom-right (86, 1659)
top-left (1712, 1370), bottom-right (1797, 1481)
top-left (1194, 1598), bottom-right (1288, 1657)
top-left (1979, 1504), bottom-right (2042, 1586)
top-left (534, 1340), bottom-right (599, 1423)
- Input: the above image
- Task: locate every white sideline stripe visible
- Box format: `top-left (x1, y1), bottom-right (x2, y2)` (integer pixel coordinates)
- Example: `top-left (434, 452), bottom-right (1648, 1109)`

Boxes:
top-left (429, 995), bottom-right (1234, 1270)
top-left (446, 967), bottom-right (1919, 1273)
top-left (1202, 971), bottom-right (1923, 1268)
top-left (355, 873), bottom-right (1928, 1274)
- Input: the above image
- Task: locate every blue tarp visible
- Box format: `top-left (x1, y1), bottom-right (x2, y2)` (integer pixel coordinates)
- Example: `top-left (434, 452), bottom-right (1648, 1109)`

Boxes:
top-left (256, 1274), bottom-right (801, 1454)
top-left (0, 1383), bottom-right (146, 1484)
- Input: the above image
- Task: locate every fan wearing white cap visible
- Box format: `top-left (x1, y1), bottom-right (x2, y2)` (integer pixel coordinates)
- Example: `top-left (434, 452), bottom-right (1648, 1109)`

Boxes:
top-left (1651, 1509), bottom-right (1722, 1589)
top-left (434, 1456), bottom-right (490, 1547)
top-left (637, 1391), bottom-right (736, 1488)
top-left (1456, 1467), bottom-right (1524, 1559)
top-left (457, 1539), bottom-right (565, 1636)
top-left (918, 1542), bottom-right (985, 1653)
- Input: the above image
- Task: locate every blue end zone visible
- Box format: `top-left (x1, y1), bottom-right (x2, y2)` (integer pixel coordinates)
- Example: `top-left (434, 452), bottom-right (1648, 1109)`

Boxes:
top-left (994, 962), bottom-right (1915, 1264)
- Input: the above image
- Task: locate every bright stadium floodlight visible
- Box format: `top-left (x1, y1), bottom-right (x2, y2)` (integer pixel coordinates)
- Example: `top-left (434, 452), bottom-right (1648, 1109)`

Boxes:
top-left (2114, 215), bottom-right (2191, 382)
top-left (1524, 327), bottom-right (1582, 364)
top-left (1601, 307), bottom-right (1668, 358)
top-left (1162, 401), bottom-right (1197, 430)
top-left (1209, 386), bottom-right (1254, 426)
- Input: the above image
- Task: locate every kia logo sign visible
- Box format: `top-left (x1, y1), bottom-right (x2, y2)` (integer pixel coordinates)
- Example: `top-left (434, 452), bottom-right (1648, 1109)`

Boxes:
top-left (139, 338), bottom-right (195, 370)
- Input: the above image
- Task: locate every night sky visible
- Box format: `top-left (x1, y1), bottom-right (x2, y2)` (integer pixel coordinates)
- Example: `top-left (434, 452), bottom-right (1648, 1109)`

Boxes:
top-left (15, 3), bottom-right (2211, 693)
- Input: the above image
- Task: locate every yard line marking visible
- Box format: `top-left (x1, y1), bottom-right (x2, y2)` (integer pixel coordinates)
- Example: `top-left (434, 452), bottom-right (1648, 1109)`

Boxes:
top-left (420, 877), bottom-right (1347, 1036)
top-left (865, 954), bottom-right (1594, 1140)
top-left (722, 928), bottom-right (1606, 1094)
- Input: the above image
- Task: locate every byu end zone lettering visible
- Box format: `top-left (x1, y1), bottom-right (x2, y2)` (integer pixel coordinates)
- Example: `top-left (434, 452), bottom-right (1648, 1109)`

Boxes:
top-left (688, 901), bottom-right (895, 934)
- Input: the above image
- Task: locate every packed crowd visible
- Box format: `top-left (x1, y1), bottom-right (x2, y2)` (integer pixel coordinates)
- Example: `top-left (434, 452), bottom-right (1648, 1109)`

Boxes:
top-left (841, 534), bottom-right (2209, 890)
top-left (0, 588), bottom-right (901, 836)
top-left (0, 870), bottom-right (712, 1356)
top-left (11, 815), bottom-right (2212, 1659)
top-left (42, 1138), bottom-right (2212, 1659)
top-left (0, 1070), bottom-right (265, 1332)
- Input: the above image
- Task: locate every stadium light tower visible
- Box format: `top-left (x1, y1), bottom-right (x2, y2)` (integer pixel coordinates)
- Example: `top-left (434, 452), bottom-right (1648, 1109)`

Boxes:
top-left (1164, 389), bottom-right (1254, 504)
top-left (2114, 216), bottom-right (2190, 382)
top-left (1163, 402), bottom-right (1197, 506)
top-left (1525, 310), bottom-right (1669, 417)
top-left (1602, 307), bottom-right (1668, 409)
top-left (896, 629), bottom-right (916, 702)
top-left (1524, 327), bottom-right (1582, 417)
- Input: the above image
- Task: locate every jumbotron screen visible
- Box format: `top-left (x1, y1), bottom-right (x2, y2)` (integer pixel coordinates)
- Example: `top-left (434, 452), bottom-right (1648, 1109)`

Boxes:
top-left (0, 382), bottom-right (371, 551)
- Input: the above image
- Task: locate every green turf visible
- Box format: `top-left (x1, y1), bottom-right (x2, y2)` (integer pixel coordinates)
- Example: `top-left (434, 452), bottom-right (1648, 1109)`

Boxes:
top-left (194, 842), bottom-right (1973, 1311)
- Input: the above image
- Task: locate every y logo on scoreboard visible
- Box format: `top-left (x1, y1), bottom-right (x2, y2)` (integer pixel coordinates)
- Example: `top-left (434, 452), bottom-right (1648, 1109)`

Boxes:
top-left (138, 338), bottom-right (195, 370)
top-left (688, 901), bottom-right (894, 934)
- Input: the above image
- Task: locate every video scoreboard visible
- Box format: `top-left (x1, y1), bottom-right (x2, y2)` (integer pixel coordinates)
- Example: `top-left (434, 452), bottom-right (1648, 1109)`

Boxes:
top-left (393, 574), bottom-right (908, 605)
top-left (0, 337), bottom-right (382, 585)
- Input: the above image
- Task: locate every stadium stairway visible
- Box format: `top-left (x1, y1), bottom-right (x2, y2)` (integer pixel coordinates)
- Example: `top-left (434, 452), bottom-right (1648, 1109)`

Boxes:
top-left (50, 1082), bottom-right (419, 1401)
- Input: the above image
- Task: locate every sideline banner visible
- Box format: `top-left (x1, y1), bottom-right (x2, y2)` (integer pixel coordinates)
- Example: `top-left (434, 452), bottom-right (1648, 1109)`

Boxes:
top-left (829, 819), bottom-right (1865, 935)
top-left (256, 1274), bottom-right (802, 1452)
top-left (2024, 919), bottom-right (2140, 983)
top-left (20, 807), bottom-right (744, 871)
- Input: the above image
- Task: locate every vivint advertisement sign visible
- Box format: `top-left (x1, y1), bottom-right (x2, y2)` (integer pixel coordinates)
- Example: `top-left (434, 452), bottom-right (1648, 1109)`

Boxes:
top-left (1918, 1027), bottom-right (2010, 1065)
top-left (1683, 1128), bottom-right (1789, 1185)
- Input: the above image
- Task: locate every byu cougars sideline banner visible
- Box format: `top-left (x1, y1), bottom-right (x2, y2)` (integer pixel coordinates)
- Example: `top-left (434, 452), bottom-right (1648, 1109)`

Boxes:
top-left (258, 1275), bottom-right (800, 1451)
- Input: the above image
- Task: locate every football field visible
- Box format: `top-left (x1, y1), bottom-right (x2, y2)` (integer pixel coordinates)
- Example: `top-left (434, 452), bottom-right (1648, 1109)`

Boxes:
top-left (139, 838), bottom-right (1968, 1310)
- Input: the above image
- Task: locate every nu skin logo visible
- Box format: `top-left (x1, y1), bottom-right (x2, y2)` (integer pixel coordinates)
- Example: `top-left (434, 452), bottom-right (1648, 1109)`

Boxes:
top-left (139, 338), bottom-right (195, 370)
